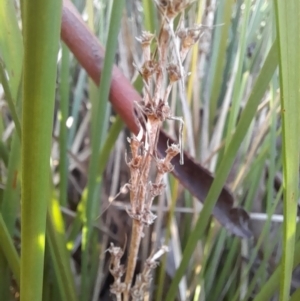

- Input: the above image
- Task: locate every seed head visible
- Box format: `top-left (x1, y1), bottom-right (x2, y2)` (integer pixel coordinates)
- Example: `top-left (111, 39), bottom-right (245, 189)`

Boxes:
top-left (156, 0), bottom-right (193, 20)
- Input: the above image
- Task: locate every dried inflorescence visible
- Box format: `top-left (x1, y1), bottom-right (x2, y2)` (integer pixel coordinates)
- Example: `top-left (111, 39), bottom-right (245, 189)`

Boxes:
top-left (107, 243), bottom-right (126, 299)
top-left (177, 25), bottom-right (203, 60)
top-left (155, 0), bottom-right (193, 20)
top-left (109, 1), bottom-right (201, 300)
top-left (130, 246), bottom-right (169, 301)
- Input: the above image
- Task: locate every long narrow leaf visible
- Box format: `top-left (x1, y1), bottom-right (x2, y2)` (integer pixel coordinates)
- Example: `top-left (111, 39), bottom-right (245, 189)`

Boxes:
top-left (0, 0), bottom-right (23, 99)
top-left (47, 197), bottom-right (78, 301)
top-left (0, 212), bottom-right (20, 286)
top-left (165, 40), bottom-right (278, 301)
top-left (273, 1), bottom-right (300, 300)
top-left (21, 1), bottom-right (62, 300)
top-left (59, 43), bottom-right (70, 206)
top-left (80, 1), bottom-right (125, 299)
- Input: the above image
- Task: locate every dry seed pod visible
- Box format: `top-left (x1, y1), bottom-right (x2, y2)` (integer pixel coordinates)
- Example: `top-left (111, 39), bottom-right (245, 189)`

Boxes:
top-left (157, 23), bottom-right (169, 65)
top-left (136, 31), bottom-right (155, 46)
top-left (136, 31), bottom-right (155, 61)
top-left (156, 99), bottom-right (172, 121)
top-left (167, 63), bottom-right (182, 82)
top-left (177, 26), bottom-right (202, 48)
top-left (130, 246), bottom-right (168, 299)
top-left (156, 0), bottom-right (192, 20)
top-left (107, 244), bottom-right (126, 296)
top-left (177, 25), bottom-right (202, 60)
top-left (140, 60), bottom-right (157, 81)
top-left (165, 143), bottom-right (180, 161)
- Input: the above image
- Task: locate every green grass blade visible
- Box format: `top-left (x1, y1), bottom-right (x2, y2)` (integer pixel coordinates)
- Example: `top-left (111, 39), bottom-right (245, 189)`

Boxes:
top-left (253, 239), bottom-right (300, 301)
top-left (210, 238), bottom-right (240, 301)
top-left (208, 0), bottom-right (235, 133)
top-left (0, 63), bottom-right (22, 139)
top-left (65, 115), bottom-right (123, 255)
top-left (80, 1), bottom-right (125, 299)
top-left (165, 40), bottom-right (278, 301)
top-left (0, 3), bottom-right (23, 294)
top-left (142, 0), bottom-right (157, 32)
top-left (290, 287), bottom-right (300, 301)
top-left (225, 0), bottom-right (251, 149)
top-left (0, 0), bottom-right (23, 99)
top-left (0, 140), bottom-right (9, 166)
top-left (1, 133), bottom-right (21, 234)
top-left (68, 69), bottom-right (86, 147)
top-left (273, 2), bottom-right (300, 300)
top-left (204, 228), bottom-right (227, 296)
top-left (0, 62), bottom-right (22, 301)
top-left (98, 115), bottom-right (124, 174)
top-left (235, 186), bottom-right (283, 301)
top-left (59, 43), bottom-right (70, 206)
top-left (0, 212), bottom-right (20, 286)
top-left (47, 197), bottom-right (78, 301)
top-left (21, 0), bottom-right (62, 300)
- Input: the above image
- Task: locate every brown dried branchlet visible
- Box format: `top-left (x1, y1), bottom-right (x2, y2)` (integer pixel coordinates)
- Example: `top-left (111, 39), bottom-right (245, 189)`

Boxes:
top-left (130, 246), bottom-right (169, 301)
top-left (177, 25), bottom-right (203, 61)
top-left (109, 1), bottom-right (201, 300)
top-left (155, 0), bottom-right (192, 20)
top-left (107, 243), bottom-right (126, 301)
top-left (136, 31), bottom-right (155, 62)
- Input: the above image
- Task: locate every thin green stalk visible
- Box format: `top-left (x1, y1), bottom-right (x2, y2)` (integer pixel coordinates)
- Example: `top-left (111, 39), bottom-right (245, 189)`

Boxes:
top-left (0, 51), bottom-right (22, 301)
top-left (97, 115), bottom-right (124, 174)
top-left (266, 83), bottom-right (278, 213)
top-left (274, 1), bottom-right (300, 300)
top-left (208, 0), bottom-right (235, 134)
top-left (290, 287), bottom-right (300, 301)
top-left (80, 1), bottom-right (125, 300)
top-left (0, 0), bottom-right (23, 98)
top-left (68, 69), bottom-right (86, 147)
top-left (210, 238), bottom-right (240, 301)
top-left (0, 2), bottom-right (23, 294)
top-left (142, 0), bottom-right (157, 32)
top-left (225, 0), bottom-right (251, 150)
top-left (66, 116), bottom-right (123, 253)
top-left (165, 40), bottom-right (278, 301)
top-left (155, 176), bottom-right (179, 301)
top-left (0, 63), bottom-right (22, 139)
top-left (194, 221), bottom-right (217, 301)
top-left (242, 227), bottom-right (281, 301)
top-left (0, 212), bottom-right (20, 286)
top-left (234, 186), bottom-right (284, 301)
top-left (204, 228), bottom-right (226, 295)
top-left (0, 253), bottom-right (9, 299)
top-left (47, 196), bottom-right (78, 301)
top-left (1, 133), bottom-right (21, 233)
top-left (253, 239), bottom-right (300, 301)
top-left (0, 140), bottom-right (9, 165)
top-left (21, 1), bottom-right (62, 301)
top-left (42, 248), bottom-right (53, 301)
top-left (59, 43), bottom-right (70, 206)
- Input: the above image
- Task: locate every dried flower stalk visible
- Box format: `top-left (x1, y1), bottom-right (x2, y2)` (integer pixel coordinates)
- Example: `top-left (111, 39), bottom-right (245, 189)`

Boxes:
top-left (109, 1), bottom-right (201, 300)
top-left (131, 246), bottom-right (169, 301)
top-left (108, 243), bottom-right (126, 301)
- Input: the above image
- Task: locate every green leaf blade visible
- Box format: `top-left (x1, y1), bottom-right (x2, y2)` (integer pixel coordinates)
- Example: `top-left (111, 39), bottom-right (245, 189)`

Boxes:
top-left (274, 2), bottom-right (300, 300)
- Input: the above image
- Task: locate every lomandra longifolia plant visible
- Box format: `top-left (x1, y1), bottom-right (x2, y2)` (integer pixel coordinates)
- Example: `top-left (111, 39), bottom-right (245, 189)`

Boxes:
top-left (108, 1), bottom-right (202, 300)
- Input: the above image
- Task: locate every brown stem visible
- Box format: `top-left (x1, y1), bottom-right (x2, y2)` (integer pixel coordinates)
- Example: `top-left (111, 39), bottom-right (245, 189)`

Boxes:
top-left (123, 220), bottom-right (143, 301)
top-left (125, 117), bottom-right (161, 299)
